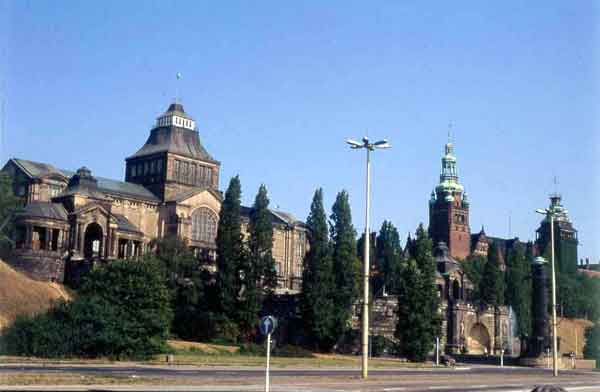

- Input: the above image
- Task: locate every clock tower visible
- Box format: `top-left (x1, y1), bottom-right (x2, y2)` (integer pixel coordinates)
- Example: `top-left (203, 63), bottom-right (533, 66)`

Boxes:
top-left (428, 134), bottom-right (471, 260)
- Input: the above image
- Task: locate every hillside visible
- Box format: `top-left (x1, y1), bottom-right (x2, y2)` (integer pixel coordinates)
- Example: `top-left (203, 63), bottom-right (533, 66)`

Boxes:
top-left (0, 260), bottom-right (71, 329)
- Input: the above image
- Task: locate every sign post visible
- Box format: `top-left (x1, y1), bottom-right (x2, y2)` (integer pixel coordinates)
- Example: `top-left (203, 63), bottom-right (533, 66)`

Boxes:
top-left (435, 337), bottom-right (440, 366)
top-left (259, 316), bottom-right (277, 392)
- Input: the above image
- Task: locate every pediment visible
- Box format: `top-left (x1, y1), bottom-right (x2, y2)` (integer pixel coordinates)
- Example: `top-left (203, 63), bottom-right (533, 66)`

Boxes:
top-left (72, 202), bottom-right (117, 224)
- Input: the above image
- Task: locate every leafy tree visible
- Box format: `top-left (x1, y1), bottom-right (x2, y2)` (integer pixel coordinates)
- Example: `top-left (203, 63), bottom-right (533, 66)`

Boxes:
top-left (77, 259), bottom-right (173, 357)
top-left (237, 184), bottom-right (276, 339)
top-left (480, 242), bottom-right (505, 307)
top-left (583, 323), bottom-right (600, 369)
top-left (300, 188), bottom-right (336, 350)
top-left (149, 236), bottom-right (212, 341)
top-left (463, 255), bottom-right (486, 303)
top-left (1, 259), bottom-right (172, 359)
top-left (216, 176), bottom-right (244, 320)
top-left (505, 242), bottom-right (532, 338)
top-left (394, 226), bottom-right (442, 362)
top-left (375, 221), bottom-right (402, 295)
top-left (329, 190), bottom-right (360, 338)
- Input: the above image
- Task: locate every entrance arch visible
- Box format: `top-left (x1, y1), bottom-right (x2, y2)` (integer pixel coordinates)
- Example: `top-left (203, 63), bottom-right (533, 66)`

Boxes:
top-left (83, 223), bottom-right (103, 259)
top-left (467, 323), bottom-right (491, 355)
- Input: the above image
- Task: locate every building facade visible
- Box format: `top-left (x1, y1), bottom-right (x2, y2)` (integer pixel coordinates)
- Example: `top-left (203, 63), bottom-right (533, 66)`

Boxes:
top-left (2, 102), bottom-right (308, 292)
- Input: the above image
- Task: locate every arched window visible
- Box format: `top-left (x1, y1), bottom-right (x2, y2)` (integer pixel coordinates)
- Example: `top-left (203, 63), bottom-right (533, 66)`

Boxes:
top-left (452, 279), bottom-right (461, 300)
top-left (191, 207), bottom-right (218, 243)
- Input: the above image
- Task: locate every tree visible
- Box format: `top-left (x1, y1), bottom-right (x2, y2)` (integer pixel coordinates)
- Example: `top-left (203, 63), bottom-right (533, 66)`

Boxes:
top-left (583, 323), bottom-right (600, 369)
top-left (300, 188), bottom-right (336, 350)
top-left (148, 236), bottom-right (212, 341)
top-left (505, 242), bottom-right (532, 338)
top-left (237, 184), bottom-right (276, 339)
top-left (480, 242), bottom-right (505, 307)
top-left (216, 176), bottom-right (244, 320)
top-left (463, 255), bottom-right (486, 303)
top-left (375, 221), bottom-right (402, 295)
top-left (329, 190), bottom-right (360, 338)
top-left (2, 259), bottom-right (172, 359)
top-left (357, 231), bottom-right (377, 290)
top-left (394, 224), bottom-right (442, 362)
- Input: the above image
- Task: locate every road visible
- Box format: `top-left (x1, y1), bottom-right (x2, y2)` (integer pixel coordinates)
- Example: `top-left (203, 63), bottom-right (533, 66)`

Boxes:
top-left (0, 363), bottom-right (598, 391)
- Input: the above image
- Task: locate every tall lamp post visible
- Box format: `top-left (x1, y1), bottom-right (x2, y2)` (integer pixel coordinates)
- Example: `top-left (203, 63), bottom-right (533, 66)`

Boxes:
top-left (346, 136), bottom-right (391, 379)
top-left (535, 207), bottom-right (558, 377)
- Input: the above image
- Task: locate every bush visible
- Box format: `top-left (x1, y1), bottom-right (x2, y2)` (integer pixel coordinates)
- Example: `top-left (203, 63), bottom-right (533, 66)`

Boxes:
top-left (1, 259), bottom-right (172, 359)
top-left (583, 323), bottom-right (600, 369)
top-left (370, 335), bottom-right (395, 357)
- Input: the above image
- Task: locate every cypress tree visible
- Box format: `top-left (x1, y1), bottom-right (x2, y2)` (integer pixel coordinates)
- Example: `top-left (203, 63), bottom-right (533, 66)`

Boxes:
top-left (215, 176), bottom-right (243, 320)
top-left (237, 184), bottom-right (276, 339)
top-left (300, 188), bottom-right (336, 350)
top-left (481, 242), bottom-right (505, 307)
top-left (394, 224), bottom-right (442, 362)
top-left (329, 190), bottom-right (360, 338)
top-left (505, 242), bottom-right (532, 338)
top-left (375, 221), bottom-right (402, 295)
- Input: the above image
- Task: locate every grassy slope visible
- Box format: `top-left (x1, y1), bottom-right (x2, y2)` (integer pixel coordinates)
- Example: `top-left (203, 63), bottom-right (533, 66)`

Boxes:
top-left (0, 260), bottom-right (71, 329)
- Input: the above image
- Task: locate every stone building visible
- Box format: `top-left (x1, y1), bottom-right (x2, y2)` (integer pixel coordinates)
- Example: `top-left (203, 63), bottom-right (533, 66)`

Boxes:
top-left (2, 102), bottom-right (308, 292)
top-left (356, 241), bottom-right (510, 355)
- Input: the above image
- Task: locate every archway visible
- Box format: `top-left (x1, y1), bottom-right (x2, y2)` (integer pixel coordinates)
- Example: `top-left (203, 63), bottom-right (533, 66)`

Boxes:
top-left (467, 323), bottom-right (491, 355)
top-left (83, 223), bottom-right (103, 259)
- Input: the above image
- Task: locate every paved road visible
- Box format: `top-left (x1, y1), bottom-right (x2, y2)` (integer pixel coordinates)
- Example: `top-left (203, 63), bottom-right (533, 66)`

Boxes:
top-left (0, 364), bottom-right (598, 391)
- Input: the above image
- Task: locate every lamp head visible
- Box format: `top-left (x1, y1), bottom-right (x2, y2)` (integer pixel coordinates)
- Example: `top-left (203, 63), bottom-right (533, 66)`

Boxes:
top-left (535, 208), bottom-right (548, 215)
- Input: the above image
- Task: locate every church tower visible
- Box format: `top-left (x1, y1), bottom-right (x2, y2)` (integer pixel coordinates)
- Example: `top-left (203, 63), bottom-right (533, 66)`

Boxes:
top-left (125, 102), bottom-right (220, 201)
top-left (429, 134), bottom-right (471, 260)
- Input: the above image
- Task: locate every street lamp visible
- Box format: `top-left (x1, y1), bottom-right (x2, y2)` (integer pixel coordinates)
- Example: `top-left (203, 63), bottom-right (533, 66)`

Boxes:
top-left (535, 207), bottom-right (558, 377)
top-left (346, 136), bottom-right (391, 379)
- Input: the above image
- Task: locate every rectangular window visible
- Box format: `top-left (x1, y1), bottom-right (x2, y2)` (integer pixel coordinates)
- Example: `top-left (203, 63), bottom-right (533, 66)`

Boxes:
top-left (191, 164), bottom-right (196, 185)
top-left (131, 165), bottom-right (137, 177)
top-left (150, 160), bottom-right (156, 174)
top-left (144, 161), bottom-right (149, 175)
top-left (156, 159), bottom-right (163, 173)
top-left (173, 160), bottom-right (180, 180)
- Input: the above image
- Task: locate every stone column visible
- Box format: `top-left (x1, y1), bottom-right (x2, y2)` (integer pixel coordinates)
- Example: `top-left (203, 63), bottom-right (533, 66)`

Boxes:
top-left (25, 224), bottom-right (33, 249)
top-left (78, 223), bottom-right (85, 253)
top-left (46, 228), bottom-right (53, 251)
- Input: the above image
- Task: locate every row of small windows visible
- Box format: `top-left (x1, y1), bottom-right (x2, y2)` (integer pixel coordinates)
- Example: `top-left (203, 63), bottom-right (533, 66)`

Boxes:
top-left (157, 116), bottom-right (194, 129)
top-left (173, 160), bottom-right (213, 186)
top-left (130, 159), bottom-right (163, 178)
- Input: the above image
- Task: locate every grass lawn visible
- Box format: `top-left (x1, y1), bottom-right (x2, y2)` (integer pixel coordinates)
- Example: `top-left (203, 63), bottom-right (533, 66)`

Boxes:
top-left (0, 340), bottom-right (436, 369)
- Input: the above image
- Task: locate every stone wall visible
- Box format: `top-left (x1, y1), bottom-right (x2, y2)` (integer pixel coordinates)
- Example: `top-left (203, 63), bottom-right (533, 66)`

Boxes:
top-left (5, 249), bottom-right (65, 282)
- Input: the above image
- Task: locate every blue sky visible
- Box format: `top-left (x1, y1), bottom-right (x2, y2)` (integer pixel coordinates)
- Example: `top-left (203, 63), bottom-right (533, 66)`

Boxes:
top-left (1, 1), bottom-right (598, 261)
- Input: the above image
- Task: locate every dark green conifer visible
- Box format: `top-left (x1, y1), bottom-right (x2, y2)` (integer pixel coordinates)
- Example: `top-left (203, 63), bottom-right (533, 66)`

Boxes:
top-left (505, 242), bottom-right (532, 338)
top-left (375, 221), bottom-right (402, 295)
top-left (329, 190), bottom-right (360, 338)
top-left (237, 184), bottom-right (276, 339)
top-left (481, 242), bottom-right (505, 307)
top-left (215, 176), bottom-right (243, 320)
top-left (394, 224), bottom-right (442, 362)
top-left (300, 188), bottom-right (336, 350)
